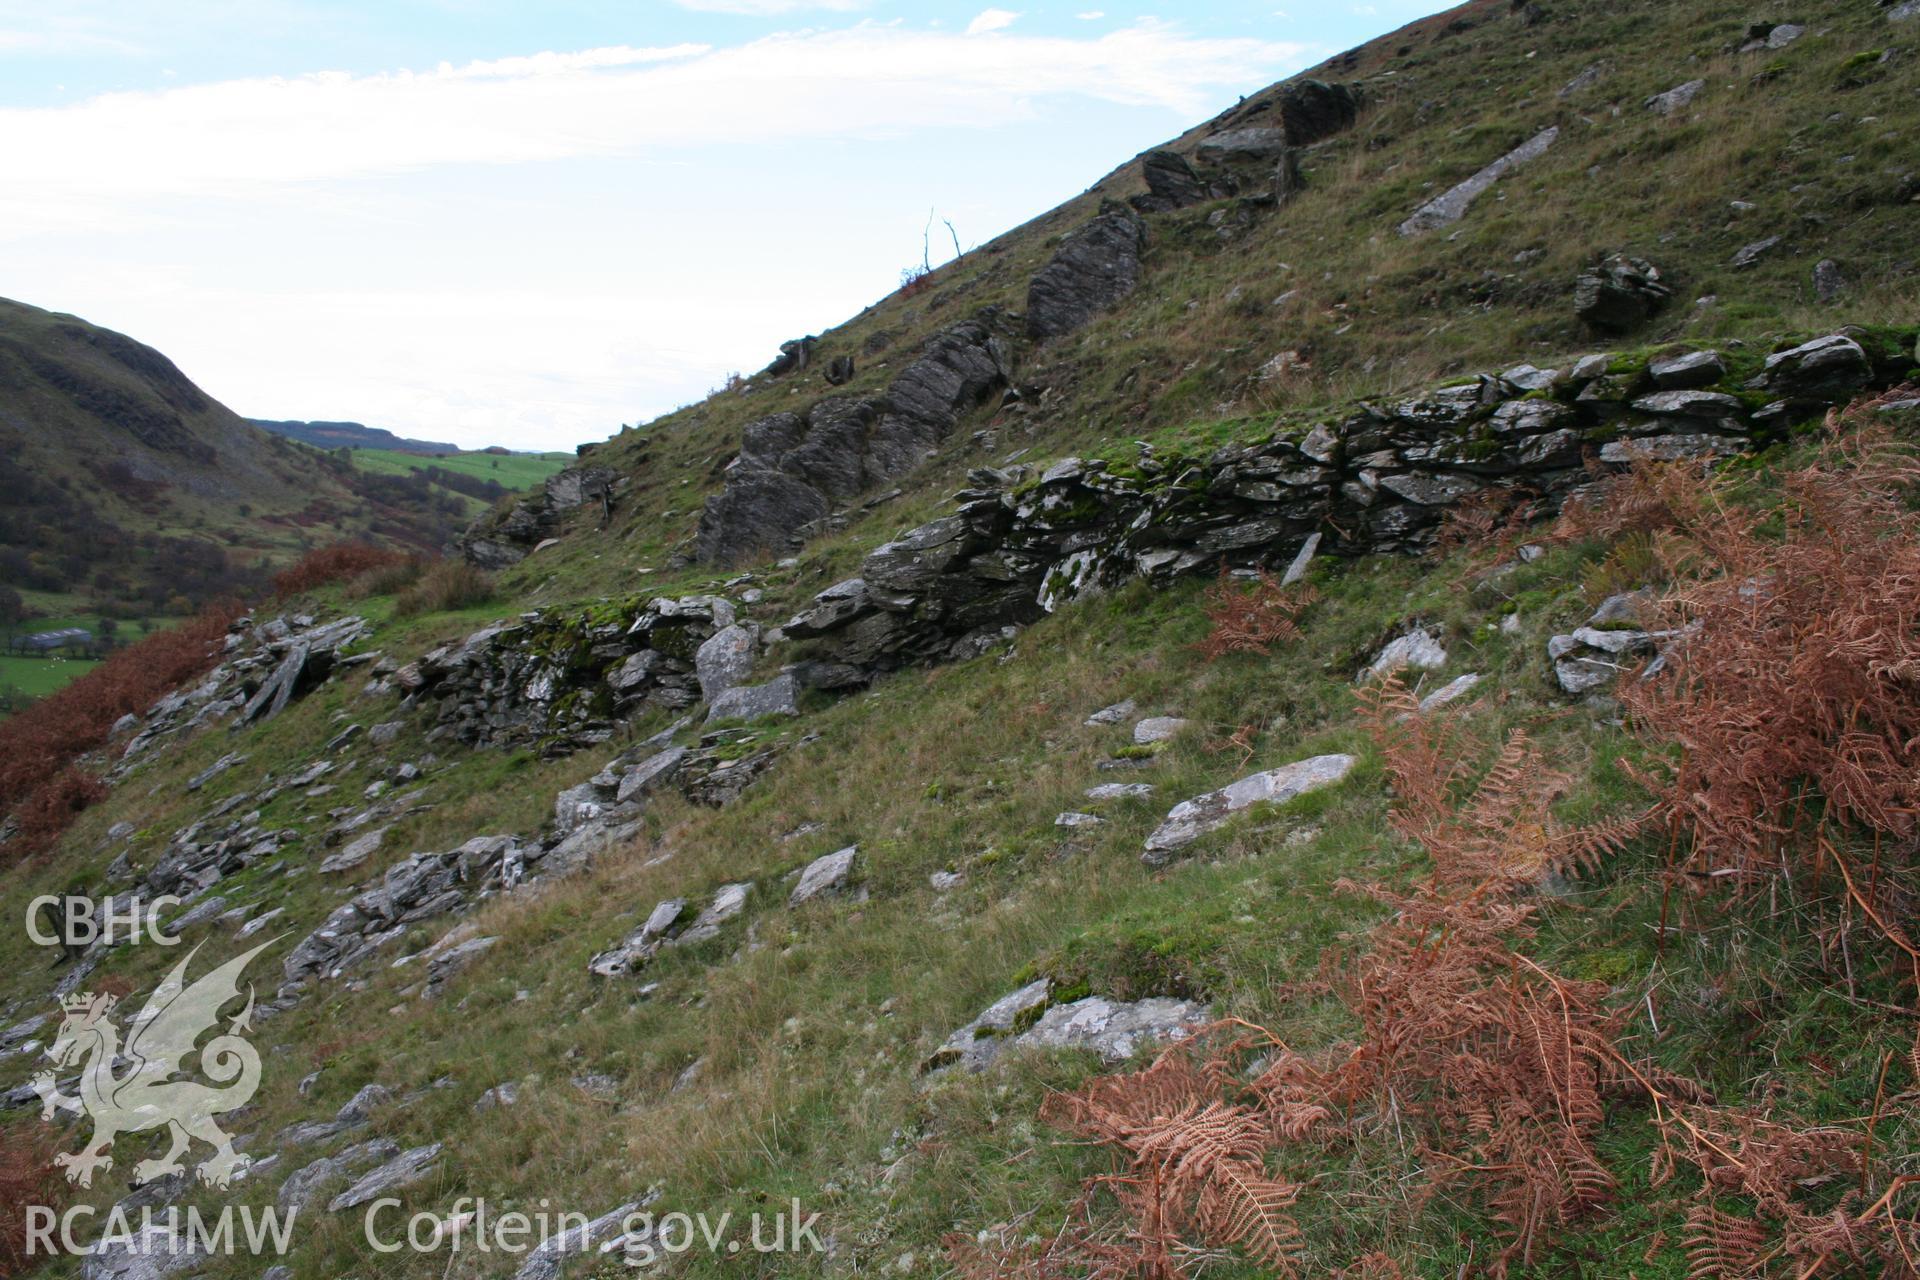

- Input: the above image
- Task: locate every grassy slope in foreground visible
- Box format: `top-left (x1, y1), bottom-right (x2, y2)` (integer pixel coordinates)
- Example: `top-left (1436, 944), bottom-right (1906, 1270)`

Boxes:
top-left (6, 424), bottom-right (1917, 1277)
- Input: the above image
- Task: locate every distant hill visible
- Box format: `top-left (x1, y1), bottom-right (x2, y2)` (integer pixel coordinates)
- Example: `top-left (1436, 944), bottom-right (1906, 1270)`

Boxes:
top-left (0, 297), bottom-right (473, 620)
top-left (249, 418), bottom-right (463, 455)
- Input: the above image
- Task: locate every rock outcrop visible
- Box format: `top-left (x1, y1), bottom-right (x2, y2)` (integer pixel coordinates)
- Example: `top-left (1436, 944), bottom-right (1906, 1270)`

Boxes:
top-left (789, 845), bottom-right (858, 906)
top-left (588, 898), bottom-right (686, 978)
top-left (694, 623), bottom-right (758, 701)
top-left (1130, 149), bottom-right (1232, 213)
top-left (1739, 21), bottom-right (1804, 51)
top-left (764, 336), bottom-right (815, 377)
top-left (692, 80), bottom-right (1366, 571)
top-left (78, 1222), bottom-right (207, 1280)
top-left (509, 1200), bottom-right (652, 1280)
top-left (325, 1142), bottom-right (443, 1212)
top-left (1196, 127), bottom-right (1290, 162)
top-left (695, 315), bottom-right (1014, 565)
top-left (705, 673), bottom-right (800, 724)
top-left (1645, 79), bottom-right (1706, 115)
top-left (1026, 202), bottom-right (1149, 341)
top-left (279, 1139), bottom-right (398, 1213)
top-left (281, 836), bottom-right (526, 988)
top-left (1131, 82), bottom-right (1358, 216)
top-left (457, 465), bottom-right (617, 569)
top-left (116, 615), bottom-right (370, 761)
top-left (1194, 78), bottom-right (1360, 160)
top-left (1363, 630), bottom-right (1447, 681)
top-left (1574, 256), bottom-right (1672, 333)
top-left (1274, 79), bottom-right (1362, 145)
top-left (274, 715), bottom-right (782, 1001)
top-left (236, 623), bottom-right (359, 726)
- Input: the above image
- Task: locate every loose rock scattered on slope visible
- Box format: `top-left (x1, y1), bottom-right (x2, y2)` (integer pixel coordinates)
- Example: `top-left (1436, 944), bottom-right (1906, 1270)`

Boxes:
top-left (1143, 754), bottom-right (1357, 864)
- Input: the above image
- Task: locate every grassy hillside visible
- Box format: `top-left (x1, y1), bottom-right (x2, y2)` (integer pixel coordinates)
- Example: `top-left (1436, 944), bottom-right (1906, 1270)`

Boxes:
top-left (0, 298), bottom-right (478, 623)
top-left (2, 0), bottom-right (1918, 1277)
top-left (464, 0), bottom-right (1918, 605)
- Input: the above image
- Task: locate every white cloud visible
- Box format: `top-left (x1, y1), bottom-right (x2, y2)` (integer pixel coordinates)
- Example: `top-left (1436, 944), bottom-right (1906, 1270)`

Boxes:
top-left (1076, 10), bottom-right (1107, 19)
top-left (0, 21), bottom-right (1309, 235)
top-left (965, 8), bottom-right (1020, 35)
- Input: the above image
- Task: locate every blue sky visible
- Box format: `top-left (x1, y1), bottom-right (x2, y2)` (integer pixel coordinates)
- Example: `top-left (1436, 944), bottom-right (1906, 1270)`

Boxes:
top-left (0, 1), bottom-right (1453, 451)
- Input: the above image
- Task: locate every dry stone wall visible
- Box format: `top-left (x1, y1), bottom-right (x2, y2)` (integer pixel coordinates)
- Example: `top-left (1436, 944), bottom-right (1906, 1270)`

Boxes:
top-left (779, 331), bottom-right (1917, 674)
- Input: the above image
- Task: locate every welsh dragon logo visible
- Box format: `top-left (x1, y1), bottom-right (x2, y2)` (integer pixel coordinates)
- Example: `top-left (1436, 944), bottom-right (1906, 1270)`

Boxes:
top-left (32, 940), bottom-right (273, 1190)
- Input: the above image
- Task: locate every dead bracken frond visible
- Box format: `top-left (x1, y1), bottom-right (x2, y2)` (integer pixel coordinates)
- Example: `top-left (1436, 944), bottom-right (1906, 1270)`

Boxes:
top-left (0, 603), bottom-right (240, 865)
top-left (1196, 569), bottom-right (1316, 661)
top-left (1635, 1086), bottom-right (1920, 1279)
top-left (0, 1120), bottom-right (67, 1277)
top-left (1337, 1253), bottom-right (1410, 1279)
top-left (1357, 675), bottom-right (1642, 892)
top-left (1551, 448), bottom-right (1737, 550)
top-left (1600, 407), bottom-right (1920, 975)
top-left (1032, 1044), bottom-right (1306, 1277)
top-left (1681, 1202), bottom-right (1771, 1280)
top-left (1434, 486), bottom-right (1542, 563)
top-left (1341, 680), bottom-right (1646, 1265)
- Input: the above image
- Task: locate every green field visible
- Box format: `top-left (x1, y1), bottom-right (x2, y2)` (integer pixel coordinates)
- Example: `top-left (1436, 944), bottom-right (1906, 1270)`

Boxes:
top-left (347, 447), bottom-right (572, 490)
top-left (0, 653), bottom-right (99, 707)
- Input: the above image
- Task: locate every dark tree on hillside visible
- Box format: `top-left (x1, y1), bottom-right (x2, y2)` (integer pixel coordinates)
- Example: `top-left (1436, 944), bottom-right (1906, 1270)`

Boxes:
top-left (0, 586), bottom-right (22, 625)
